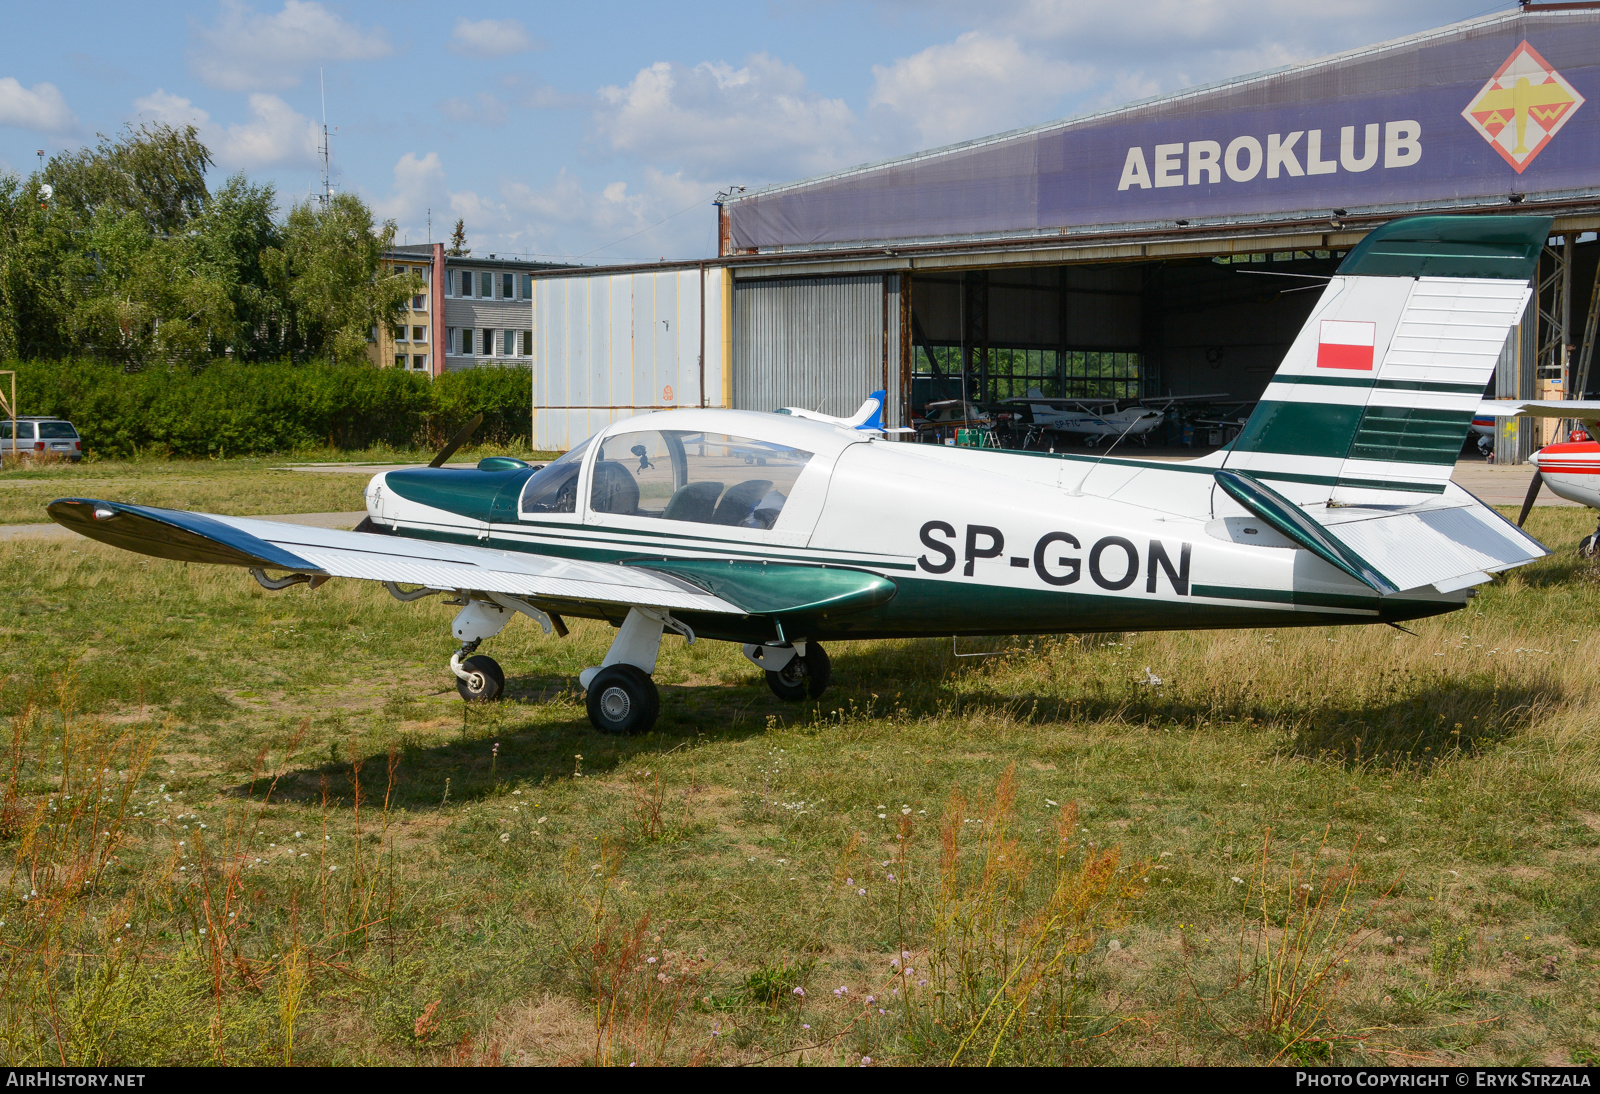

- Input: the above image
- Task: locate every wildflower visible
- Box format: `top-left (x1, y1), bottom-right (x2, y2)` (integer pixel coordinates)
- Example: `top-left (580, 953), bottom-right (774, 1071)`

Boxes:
top-left (918, 979), bottom-right (927, 987)
top-left (792, 987), bottom-right (805, 997)
top-left (901, 950), bottom-right (911, 961)
top-left (1231, 876), bottom-right (1243, 884)
top-left (802, 1024), bottom-right (811, 1031)
top-left (329, 866), bottom-right (337, 872)
top-left (890, 958), bottom-right (900, 970)
top-left (833, 986), bottom-right (849, 997)
top-left (857, 888), bottom-right (866, 896)
top-left (845, 877), bottom-right (853, 886)
top-left (887, 873), bottom-right (896, 882)
top-left (499, 833), bottom-right (510, 843)
top-left (647, 956), bottom-right (658, 964)
top-left (861, 1056), bottom-right (872, 1066)
top-left (865, 995), bottom-right (875, 1005)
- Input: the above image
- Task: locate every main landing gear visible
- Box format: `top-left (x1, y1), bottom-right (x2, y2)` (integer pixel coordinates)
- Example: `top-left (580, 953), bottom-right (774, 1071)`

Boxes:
top-left (438, 596), bottom-right (834, 735)
top-left (743, 642), bottom-right (831, 701)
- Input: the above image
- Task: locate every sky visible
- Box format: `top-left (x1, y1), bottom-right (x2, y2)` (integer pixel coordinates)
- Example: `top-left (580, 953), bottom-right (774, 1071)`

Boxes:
top-left (0, 0), bottom-right (1518, 266)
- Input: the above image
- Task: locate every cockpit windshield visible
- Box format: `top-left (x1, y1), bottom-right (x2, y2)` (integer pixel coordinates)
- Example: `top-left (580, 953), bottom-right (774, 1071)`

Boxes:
top-left (518, 438), bottom-right (592, 514)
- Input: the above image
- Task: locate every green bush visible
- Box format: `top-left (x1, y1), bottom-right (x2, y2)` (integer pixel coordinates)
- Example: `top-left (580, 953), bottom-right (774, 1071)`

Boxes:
top-left (4, 360), bottom-right (531, 457)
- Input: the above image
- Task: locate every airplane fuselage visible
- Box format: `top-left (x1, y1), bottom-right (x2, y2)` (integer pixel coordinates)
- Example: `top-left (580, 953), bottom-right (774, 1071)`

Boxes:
top-left (364, 409), bottom-right (1467, 647)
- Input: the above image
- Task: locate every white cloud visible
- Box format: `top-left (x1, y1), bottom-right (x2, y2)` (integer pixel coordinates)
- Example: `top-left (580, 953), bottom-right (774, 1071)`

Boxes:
top-left (869, 32), bottom-right (1094, 148)
top-left (190, 0), bottom-right (392, 92)
top-left (210, 93), bottom-right (320, 169)
top-left (0, 78), bottom-right (77, 134)
top-left (132, 89), bottom-right (211, 129)
top-left (449, 18), bottom-right (539, 58)
top-left (595, 54), bottom-right (863, 181)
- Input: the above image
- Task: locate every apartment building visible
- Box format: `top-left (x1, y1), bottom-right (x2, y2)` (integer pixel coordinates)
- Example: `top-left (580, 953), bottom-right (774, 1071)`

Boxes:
top-left (441, 254), bottom-right (573, 372)
top-left (370, 243), bottom-right (444, 375)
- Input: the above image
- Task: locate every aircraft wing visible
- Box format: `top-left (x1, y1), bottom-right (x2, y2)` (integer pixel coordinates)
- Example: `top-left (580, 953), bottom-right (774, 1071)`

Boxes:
top-left (1478, 400), bottom-right (1600, 421)
top-left (47, 499), bottom-right (743, 615)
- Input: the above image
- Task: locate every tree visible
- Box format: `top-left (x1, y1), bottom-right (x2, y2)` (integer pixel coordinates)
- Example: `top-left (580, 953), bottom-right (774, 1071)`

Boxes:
top-left (447, 218), bottom-right (469, 256)
top-left (265, 193), bottom-right (419, 365)
top-left (194, 174), bottom-right (283, 360)
top-left (44, 123), bottom-right (212, 236)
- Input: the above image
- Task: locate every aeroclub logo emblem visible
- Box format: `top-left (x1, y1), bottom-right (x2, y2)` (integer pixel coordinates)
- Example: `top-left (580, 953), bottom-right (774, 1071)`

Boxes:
top-left (1462, 40), bottom-right (1583, 174)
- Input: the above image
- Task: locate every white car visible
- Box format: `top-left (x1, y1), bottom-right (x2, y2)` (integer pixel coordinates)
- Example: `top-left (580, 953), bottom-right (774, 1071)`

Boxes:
top-left (2, 417), bottom-right (83, 461)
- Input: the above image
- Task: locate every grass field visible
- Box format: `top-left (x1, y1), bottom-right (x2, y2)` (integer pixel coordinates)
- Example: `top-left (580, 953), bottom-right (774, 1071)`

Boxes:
top-left (0, 445), bottom-right (553, 525)
top-left (1, 488), bottom-right (1597, 1066)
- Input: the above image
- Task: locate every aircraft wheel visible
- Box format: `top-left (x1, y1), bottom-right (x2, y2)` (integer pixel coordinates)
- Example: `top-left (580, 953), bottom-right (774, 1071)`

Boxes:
top-left (1579, 534), bottom-right (1599, 560)
top-left (1082, 435), bottom-right (1100, 448)
top-left (764, 644), bottom-right (831, 701)
top-left (585, 664), bottom-right (659, 735)
top-left (455, 655), bottom-right (505, 702)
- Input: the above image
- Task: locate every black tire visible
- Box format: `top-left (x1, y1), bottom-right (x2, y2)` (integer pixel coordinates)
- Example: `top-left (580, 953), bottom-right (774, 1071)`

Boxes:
top-left (585, 664), bottom-right (659, 735)
top-left (764, 643), bottom-right (831, 701)
top-left (455, 655), bottom-right (504, 702)
top-left (803, 643), bottom-right (831, 698)
top-left (1580, 534), bottom-right (1599, 560)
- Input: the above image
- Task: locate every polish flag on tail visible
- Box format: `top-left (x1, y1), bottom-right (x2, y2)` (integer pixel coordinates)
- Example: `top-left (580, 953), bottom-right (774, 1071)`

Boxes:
top-left (1317, 320), bottom-right (1376, 370)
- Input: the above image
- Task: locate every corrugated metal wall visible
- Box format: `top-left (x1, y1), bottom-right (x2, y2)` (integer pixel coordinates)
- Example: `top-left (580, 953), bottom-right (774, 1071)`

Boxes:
top-left (531, 268), bottom-right (725, 450)
top-left (733, 274), bottom-right (902, 425)
top-left (1493, 295), bottom-right (1537, 465)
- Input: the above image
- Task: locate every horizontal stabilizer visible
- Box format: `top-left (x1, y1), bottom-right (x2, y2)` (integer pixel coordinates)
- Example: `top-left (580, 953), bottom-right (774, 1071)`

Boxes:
top-left (1214, 472), bottom-right (1546, 594)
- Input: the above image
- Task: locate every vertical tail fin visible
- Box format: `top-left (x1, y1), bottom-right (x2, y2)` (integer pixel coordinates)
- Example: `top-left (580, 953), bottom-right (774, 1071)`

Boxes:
top-left (1224, 216), bottom-right (1548, 506)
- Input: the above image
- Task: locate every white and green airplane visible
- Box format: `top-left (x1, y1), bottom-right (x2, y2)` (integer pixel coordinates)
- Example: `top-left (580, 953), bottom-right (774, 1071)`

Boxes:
top-left (50, 215), bottom-right (1555, 736)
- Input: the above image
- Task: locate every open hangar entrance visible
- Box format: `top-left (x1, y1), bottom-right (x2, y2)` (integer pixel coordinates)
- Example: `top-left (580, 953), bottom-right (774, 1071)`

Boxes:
top-left (899, 246), bottom-right (1347, 447)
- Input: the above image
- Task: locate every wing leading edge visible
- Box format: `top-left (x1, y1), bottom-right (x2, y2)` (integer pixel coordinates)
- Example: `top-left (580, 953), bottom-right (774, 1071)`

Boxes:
top-left (48, 499), bottom-right (744, 616)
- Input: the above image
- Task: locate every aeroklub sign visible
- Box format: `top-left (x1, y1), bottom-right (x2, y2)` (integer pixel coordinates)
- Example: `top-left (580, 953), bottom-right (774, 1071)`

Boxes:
top-left (1112, 38), bottom-right (1586, 200)
top-left (726, 15), bottom-right (1600, 250)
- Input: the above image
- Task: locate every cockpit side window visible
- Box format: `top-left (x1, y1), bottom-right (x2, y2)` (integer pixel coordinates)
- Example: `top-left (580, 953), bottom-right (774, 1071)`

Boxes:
top-left (590, 430), bottom-right (812, 529)
top-left (519, 438), bottom-right (592, 514)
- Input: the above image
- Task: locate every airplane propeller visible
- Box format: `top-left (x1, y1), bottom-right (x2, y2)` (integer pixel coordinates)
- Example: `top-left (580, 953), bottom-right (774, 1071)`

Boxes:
top-left (1517, 470), bottom-right (1543, 528)
top-left (429, 412), bottom-right (485, 469)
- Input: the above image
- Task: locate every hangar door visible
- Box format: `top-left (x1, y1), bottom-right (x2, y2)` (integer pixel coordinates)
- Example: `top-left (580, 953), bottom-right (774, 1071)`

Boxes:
top-left (733, 274), bottom-right (902, 426)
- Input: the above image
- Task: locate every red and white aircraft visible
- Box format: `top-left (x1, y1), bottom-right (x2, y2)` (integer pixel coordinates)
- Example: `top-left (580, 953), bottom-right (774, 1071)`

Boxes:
top-left (1480, 403), bottom-right (1600, 556)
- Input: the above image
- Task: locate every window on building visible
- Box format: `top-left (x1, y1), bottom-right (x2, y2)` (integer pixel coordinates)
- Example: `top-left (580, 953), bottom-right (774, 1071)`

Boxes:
top-left (394, 355), bottom-right (407, 369)
top-left (521, 329), bottom-right (533, 356)
top-left (413, 326), bottom-right (426, 342)
top-left (480, 329), bottom-right (493, 355)
top-left (479, 271), bottom-right (493, 298)
top-left (501, 272), bottom-right (514, 299)
top-left (461, 329), bottom-right (474, 355)
top-left (503, 329), bottom-right (516, 356)
top-left (520, 274), bottom-right (533, 298)
top-left (446, 327), bottom-right (457, 354)
top-left (367, 326), bottom-right (377, 343)
top-left (396, 326), bottom-right (408, 342)
top-left (912, 345), bottom-right (1143, 405)
top-left (459, 270), bottom-right (473, 297)
top-left (412, 355), bottom-right (429, 372)
top-left (413, 294), bottom-right (426, 310)
top-left (589, 431), bottom-right (811, 529)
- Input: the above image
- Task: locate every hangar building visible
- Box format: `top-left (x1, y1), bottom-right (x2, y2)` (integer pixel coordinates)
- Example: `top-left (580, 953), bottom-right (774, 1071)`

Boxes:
top-left (528, 6), bottom-right (1600, 462)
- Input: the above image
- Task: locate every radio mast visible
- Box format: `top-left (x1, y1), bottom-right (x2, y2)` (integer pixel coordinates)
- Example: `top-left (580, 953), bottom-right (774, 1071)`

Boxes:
top-left (318, 69), bottom-right (332, 208)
